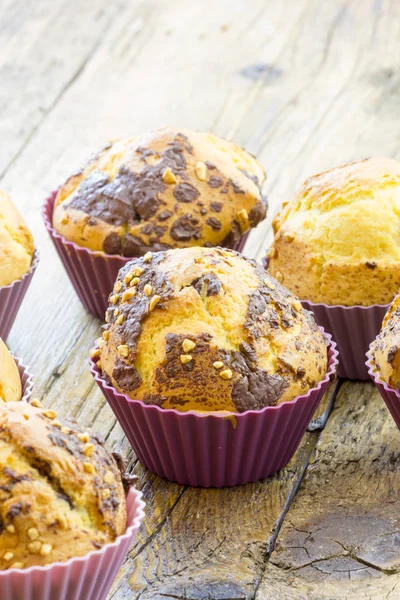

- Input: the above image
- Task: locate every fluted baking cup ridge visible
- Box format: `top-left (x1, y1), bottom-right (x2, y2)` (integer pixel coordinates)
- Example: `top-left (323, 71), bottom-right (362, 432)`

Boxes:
top-left (302, 301), bottom-right (388, 380)
top-left (90, 330), bottom-right (338, 487)
top-left (12, 354), bottom-right (34, 403)
top-left (0, 249), bottom-right (39, 340)
top-left (367, 349), bottom-right (400, 431)
top-left (0, 487), bottom-right (145, 600)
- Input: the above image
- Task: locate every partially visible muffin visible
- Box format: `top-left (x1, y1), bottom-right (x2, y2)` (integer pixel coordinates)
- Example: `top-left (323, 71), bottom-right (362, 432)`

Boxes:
top-left (267, 157), bottom-right (400, 306)
top-left (96, 246), bottom-right (327, 413)
top-left (0, 340), bottom-right (22, 402)
top-left (370, 293), bottom-right (400, 389)
top-left (0, 401), bottom-right (126, 570)
top-left (0, 190), bottom-right (34, 287)
top-left (52, 128), bottom-right (266, 256)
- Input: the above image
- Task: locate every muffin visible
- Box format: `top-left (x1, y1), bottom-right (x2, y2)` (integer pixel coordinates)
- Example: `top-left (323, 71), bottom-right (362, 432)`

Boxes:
top-left (0, 190), bottom-right (34, 288)
top-left (267, 157), bottom-right (400, 306)
top-left (52, 128), bottom-right (266, 256)
top-left (97, 246), bottom-right (327, 412)
top-left (44, 128), bottom-right (266, 318)
top-left (267, 157), bottom-right (400, 379)
top-left (0, 401), bottom-right (126, 570)
top-left (368, 294), bottom-right (400, 431)
top-left (91, 246), bottom-right (337, 487)
top-left (369, 293), bottom-right (400, 390)
top-left (0, 191), bottom-right (38, 340)
top-left (0, 339), bottom-right (22, 402)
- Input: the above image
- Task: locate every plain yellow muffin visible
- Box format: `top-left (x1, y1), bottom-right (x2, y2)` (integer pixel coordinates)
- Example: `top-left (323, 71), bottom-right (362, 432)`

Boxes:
top-left (370, 293), bottom-right (400, 389)
top-left (268, 157), bottom-right (400, 306)
top-left (0, 402), bottom-right (127, 570)
top-left (0, 190), bottom-right (34, 287)
top-left (53, 128), bottom-right (266, 256)
top-left (97, 247), bottom-right (328, 413)
top-left (0, 339), bottom-right (22, 402)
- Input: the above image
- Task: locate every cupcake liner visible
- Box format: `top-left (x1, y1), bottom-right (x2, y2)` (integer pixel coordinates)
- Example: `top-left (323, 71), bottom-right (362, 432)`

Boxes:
top-left (0, 487), bottom-right (145, 600)
top-left (232, 230), bottom-right (249, 254)
top-left (0, 250), bottom-right (39, 341)
top-left (42, 191), bottom-right (129, 320)
top-left (43, 191), bottom-right (252, 320)
top-left (302, 301), bottom-right (388, 380)
top-left (90, 330), bottom-right (338, 487)
top-left (12, 354), bottom-right (34, 403)
top-left (366, 350), bottom-right (400, 430)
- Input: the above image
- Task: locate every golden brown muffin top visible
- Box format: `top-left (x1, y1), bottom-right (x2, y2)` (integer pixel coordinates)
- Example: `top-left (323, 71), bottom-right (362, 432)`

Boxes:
top-left (97, 247), bottom-right (327, 413)
top-left (0, 401), bottom-right (126, 570)
top-left (0, 340), bottom-right (21, 402)
top-left (52, 128), bottom-right (266, 256)
top-left (0, 190), bottom-right (34, 287)
top-left (268, 157), bottom-right (400, 305)
top-left (370, 293), bottom-right (400, 390)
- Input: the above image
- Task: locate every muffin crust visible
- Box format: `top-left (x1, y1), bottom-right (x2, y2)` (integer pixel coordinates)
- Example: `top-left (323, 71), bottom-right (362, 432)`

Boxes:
top-left (268, 157), bottom-right (400, 306)
top-left (53, 129), bottom-right (266, 256)
top-left (0, 340), bottom-right (22, 402)
top-left (0, 190), bottom-right (34, 287)
top-left (370, 293), bottom-right (400, 389)
top-left (0, 402), bottom-right (126, 570)
top-left (97, 247), bottom-right (327, 413)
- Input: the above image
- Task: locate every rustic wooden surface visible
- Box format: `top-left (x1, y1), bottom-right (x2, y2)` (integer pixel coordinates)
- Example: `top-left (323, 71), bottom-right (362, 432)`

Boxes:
top-left (2, 0), bottom-right (400, 598)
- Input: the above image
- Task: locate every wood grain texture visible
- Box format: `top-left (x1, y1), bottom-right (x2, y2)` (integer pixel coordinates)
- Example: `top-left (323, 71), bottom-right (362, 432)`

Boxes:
top-left (257, 383), bottom-right (400, 599)
top-left (110, 434), bottom-right (319, 599)
top-left (1, 0), bottom-right (400, 598)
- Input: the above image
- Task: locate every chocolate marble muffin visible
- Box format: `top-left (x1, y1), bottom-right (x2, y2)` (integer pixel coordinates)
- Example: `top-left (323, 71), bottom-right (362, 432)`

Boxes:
top-left (370, 293), bottom-right (400, 389)
top-left (52, 128), bottom-right (266, 256)
top-left (0, 401), bottom-right (127, 570)
top-left (96, 247), bottom-right (328, 412)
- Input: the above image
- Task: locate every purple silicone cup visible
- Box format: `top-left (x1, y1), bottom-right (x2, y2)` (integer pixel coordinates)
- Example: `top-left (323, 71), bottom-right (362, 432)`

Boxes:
top-left (12, 354), bottom-right (34, 403)
top-left (302, 301), bottom-right (388, 381)
top-left (0, 487), bottom-right (145, 600)
top-left (90, 330), bottom-right (338, 488)
top-left (42, 191), bottom-right (130, 320)
top-left (0, 250), bottom-right (39, 341)
top-left (366, 350), bottom-right (400, 430)
top-left (43, 191), bottom-right (252, 319)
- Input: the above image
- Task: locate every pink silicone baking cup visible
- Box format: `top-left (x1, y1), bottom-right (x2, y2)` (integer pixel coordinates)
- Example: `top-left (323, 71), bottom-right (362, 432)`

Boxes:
top-left (90, 330), bottom-right (338, 488)
top-left (302, 301), bottom-right (388, 381)
top-left (12, 354), bottom-right (34, 403)
top-left (0, 250), bottom-right (39, 340)
top-left (42, 191), bottom-right (250, 319)
top-left (0, 487), bottom-right (145, 600)
top-left (366, 350), bottom-right (400, 430)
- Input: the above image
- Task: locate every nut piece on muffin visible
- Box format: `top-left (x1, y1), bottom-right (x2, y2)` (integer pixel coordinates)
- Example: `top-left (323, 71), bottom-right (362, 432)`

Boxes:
top-left (96, 247), bottom-right (327, 412)
top-left (0, 401), bottom-right (127, 570)
top-left (0, 340), bottom-right (22, 402)
top-left (267, 157), bottom-right (400, 306)
top-left (52, 128), bottom-right (267, 256)
top-left (370, 293), bottom-right (400, 390)
top-left (0, 190), bottom-right (34, 287)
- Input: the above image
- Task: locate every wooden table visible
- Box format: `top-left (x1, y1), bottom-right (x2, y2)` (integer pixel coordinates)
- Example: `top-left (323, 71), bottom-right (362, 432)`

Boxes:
top-left (2, 0), bottom-right (400, 598)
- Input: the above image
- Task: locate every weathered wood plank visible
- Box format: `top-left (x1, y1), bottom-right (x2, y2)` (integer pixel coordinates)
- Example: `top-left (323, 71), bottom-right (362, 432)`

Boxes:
top-left (256, 382), bottom-right (400, 599)
top-left (0, 0), bottom-right (122, 178)
top-left (110, 433), bottom-right (319, 600)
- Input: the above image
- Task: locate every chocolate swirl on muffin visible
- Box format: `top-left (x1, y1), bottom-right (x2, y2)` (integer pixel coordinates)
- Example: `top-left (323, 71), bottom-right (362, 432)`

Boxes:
top-left (52, 129), bottom-right (267, 256)
top-left (0, 402), bottom-right (127, 570)
top-left (370, 293), bottom-right (400, 390)
top-left (96, 247), bottom-right (327, 413)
